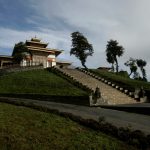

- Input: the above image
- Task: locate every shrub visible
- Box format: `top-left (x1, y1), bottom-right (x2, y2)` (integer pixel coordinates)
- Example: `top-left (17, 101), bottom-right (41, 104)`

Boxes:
top-left (118, 127), bottom-right (131, 142)
top-left (98, 116), bottom-right (106, 123)
top-left (118, 71), bottom-right (129, 78)
top-left (147, 135), bottom-right (150, 147)
top-left (130, 130), bottom-right (148, 149)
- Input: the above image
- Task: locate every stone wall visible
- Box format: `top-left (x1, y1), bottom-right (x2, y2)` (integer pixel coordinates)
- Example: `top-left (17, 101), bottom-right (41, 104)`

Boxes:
top-left (0, 65), bottom-right (43, 75)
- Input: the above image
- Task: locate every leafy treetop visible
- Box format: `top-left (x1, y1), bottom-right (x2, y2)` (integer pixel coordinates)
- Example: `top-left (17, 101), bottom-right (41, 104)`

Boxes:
top-left (70, 31), bottom-right (94, 69)
top-left (106, 39), bottom-right (124, 73)
top-left (12, 42), bottom-right (31, 63)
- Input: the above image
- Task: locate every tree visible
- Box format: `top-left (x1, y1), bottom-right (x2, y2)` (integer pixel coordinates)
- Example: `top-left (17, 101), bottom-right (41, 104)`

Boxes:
top-left (136, 59), bottom-right (147, 81)
top-left (106, 39), bottom-right (124, 73)
top-left (106, 51), bottom-right (115, 72)
top-left (124, 58), bottom-right (137, 77)
top-left (12, 42), bottom-right (30, 64)
top-left (70, 31), bottom-right (94, 69)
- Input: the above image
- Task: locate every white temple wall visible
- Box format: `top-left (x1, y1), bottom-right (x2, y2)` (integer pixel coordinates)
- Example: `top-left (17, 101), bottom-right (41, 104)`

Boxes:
top-left (48, 54), bottom-right (55, 59)
top-left (20, 59), bottom-right (26, 66)
top-left (52, 61), bottom-right (56, 66)
top-left (21, 51), bottom-right (58, 68)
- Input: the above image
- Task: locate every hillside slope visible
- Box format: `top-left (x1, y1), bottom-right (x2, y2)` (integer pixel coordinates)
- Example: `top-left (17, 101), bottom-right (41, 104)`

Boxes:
top-left (0, 69), bottom-right (87, 96)
top-left (0, 102), bottom-right (136, 150)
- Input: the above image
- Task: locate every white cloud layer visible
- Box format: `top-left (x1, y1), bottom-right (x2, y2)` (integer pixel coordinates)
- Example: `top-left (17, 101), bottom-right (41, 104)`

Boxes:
top-left (0, 0), bottom-right (150, 78)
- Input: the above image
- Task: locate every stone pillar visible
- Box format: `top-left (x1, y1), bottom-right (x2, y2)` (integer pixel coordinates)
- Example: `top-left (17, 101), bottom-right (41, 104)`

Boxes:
top-left (94, 87), bottom-right (101, 99)
top-left (89, 93), bottom-right (93, 106)
top-left (89, 87), bottom-right (106, 106)
top-left (30, 60), bottom-right (32, 66)
top-left (92, 87), bottom-right (101, 105)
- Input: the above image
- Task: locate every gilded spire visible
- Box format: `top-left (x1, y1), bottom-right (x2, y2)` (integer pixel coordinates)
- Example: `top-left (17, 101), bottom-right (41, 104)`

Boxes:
top-left (31, 36), bottom-right (41, 42)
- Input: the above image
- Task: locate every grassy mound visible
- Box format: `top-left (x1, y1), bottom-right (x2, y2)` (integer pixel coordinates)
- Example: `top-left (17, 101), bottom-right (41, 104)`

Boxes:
top-left (90, 69), bottom-right (150, 91)
top-left (0, 69), bottom-right (87, 96)
top-left (0, 103), bottom-right (136, 150)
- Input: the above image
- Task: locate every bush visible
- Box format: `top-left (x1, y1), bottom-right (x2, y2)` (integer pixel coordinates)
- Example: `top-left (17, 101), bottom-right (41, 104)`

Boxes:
top-left (147, 135), bottom-right (150, 147)
top-left (130, 130), bottom-right (148, 149)
top-left (98, 116), bottom-right (106, 123)
top-left (118, 71), bottom-right (129, 78)
top-left (118, 127), bottom-right (131, 141)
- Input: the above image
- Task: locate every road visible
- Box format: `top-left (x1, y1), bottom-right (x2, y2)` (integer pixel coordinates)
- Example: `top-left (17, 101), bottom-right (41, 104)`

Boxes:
top-left (0, 97), bottom-right (150, 135)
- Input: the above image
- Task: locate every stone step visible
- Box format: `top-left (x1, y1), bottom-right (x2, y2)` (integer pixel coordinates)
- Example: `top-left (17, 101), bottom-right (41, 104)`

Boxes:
top-left (60, 68), bottom-right (140, 105)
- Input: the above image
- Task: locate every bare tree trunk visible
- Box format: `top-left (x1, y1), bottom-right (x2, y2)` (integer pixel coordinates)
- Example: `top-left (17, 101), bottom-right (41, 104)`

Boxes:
top-left (115, 58), bottom-right (119, 73)
top-left (82, 63), bottom-right (88, 71)
top-left (111, 64), bottom-right (115, 72)
top-left (129, 71), bottom-right (133, 77)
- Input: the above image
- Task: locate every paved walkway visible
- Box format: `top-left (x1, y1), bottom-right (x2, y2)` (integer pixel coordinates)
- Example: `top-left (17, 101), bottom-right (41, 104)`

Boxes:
top-left (0, 97), bottom-right (150, 135)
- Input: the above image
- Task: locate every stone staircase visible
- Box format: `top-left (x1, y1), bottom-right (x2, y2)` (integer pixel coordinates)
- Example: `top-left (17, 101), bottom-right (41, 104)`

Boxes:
top-left (56, 67), bottom-right (141, 105)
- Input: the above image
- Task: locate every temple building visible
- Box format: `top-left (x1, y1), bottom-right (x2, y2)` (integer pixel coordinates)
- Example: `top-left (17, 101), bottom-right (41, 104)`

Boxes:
top-left (21, 37), bottom-right (63, 68)
top-left (0, 56), bottom-right (13, 68)
top-left (0, 37), bottom-right (71, 68)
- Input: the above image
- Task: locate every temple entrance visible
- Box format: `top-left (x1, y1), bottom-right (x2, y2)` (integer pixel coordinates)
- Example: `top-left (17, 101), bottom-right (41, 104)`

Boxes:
top-left (47, 61), bottom-right (52, 68)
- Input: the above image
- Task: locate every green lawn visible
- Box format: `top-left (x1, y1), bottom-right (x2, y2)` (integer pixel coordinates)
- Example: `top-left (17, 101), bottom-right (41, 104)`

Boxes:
top-left (90, 69), bottom-right (150, 91)
top-left (0, 69), bottom-right (87, 96)
top-left (0, 103), bottom-right (136, 150)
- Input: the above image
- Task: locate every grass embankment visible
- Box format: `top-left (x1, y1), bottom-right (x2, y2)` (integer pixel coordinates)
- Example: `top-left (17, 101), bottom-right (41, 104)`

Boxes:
top-left (0, 103), bottom-right (136, 150)
top-left (0, 69), bottom-right (87, 96)
top-left (90, 69), bottom-right (150, 92)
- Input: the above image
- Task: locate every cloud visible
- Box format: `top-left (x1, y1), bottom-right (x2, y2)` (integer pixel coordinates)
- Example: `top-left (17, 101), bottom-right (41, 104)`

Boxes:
top-left (0, 27), bottom-right (70, 55)
top-left (0, 26), bottom-right (80, 66)
top-left (28, 0), bottom-right (150, 53)
top-left (0, 0), bottom-right (150, 79)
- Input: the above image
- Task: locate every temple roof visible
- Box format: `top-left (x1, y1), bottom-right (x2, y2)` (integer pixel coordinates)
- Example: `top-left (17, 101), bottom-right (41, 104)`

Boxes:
top-left (0, 55), bottom-right (13, 59)
top-left (27, 46), bottom-right (63, 56)
top-left (56, 61), bottom-right (72, 65)
top-left (31, 37), bottom-right (41, 42)
top-left (25, 37), bottom-right (63, 56)
top-left (0, 55), bottom-right (13, 61)
top-left (26, 37), bottom-right (48, 48)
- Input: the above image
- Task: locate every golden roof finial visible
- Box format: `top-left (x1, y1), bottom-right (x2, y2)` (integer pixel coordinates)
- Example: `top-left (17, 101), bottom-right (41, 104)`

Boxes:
top-left (31, 35), bottom-right (40, 42)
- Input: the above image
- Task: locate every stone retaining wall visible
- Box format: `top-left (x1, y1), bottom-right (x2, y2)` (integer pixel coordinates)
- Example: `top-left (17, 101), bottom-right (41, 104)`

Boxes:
top-left (0, 65), bottom-right (43, 75)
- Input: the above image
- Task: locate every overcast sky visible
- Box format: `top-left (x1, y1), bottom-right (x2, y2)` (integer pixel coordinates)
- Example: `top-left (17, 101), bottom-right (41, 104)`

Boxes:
top-left (0, 0), bottom-right (150, 79)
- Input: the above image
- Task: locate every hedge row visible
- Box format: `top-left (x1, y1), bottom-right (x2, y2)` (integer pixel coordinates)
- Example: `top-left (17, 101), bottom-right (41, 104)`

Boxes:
top-left (0, 65), bottom-right (43, 76)
top-left (0, 93), bottom-right (89, 106)
top-left (100, 105), bottom-right (150, 115)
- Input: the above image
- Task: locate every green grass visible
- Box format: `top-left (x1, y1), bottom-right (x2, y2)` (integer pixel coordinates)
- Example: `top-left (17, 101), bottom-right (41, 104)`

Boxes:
top-left (0, 103), bottom-right (136, 150)
top-left (0, 69), bottom-right (87, 96)
top-left (90, 69), bottom-right (150, 91)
